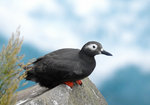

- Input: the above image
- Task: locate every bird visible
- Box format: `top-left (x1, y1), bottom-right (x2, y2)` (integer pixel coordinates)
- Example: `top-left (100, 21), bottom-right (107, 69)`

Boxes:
top-left (25, 41), bottom-right (112, 89)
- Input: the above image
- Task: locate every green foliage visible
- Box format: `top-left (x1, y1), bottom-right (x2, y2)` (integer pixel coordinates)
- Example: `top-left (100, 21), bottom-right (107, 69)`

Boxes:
top-left (0, 29), bottom-right (26, 105)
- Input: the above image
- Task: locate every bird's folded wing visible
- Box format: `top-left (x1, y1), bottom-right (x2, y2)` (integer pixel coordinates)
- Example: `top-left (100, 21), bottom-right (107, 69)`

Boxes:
top-left (33, 57), bottom-right (82, 76)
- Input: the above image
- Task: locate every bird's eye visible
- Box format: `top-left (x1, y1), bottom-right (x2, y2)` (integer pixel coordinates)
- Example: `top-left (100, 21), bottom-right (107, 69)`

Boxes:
top-left (93, 45), bottom-right (96, 48)
top-left (86, 44), bottom-right (98, 50)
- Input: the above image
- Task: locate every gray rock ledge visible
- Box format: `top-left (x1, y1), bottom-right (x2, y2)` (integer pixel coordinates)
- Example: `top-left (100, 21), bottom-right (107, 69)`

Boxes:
top-left (16, 78), bottom-right (107, 105)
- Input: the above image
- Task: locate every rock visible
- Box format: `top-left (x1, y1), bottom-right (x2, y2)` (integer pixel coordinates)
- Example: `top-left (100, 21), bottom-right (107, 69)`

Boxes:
top-left (16, 78), bottom-right (107, 105)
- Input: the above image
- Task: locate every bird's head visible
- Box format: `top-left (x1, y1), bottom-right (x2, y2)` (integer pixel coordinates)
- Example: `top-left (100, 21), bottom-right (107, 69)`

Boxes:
top-left (81, 41), bottom-right (112, 57)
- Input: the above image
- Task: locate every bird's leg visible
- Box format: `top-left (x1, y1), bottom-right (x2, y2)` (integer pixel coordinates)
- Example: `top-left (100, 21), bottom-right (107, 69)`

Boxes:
top-left (76, 80), bottom-right (82, 85)
top-left (64, 81), bottom-right (74, 88)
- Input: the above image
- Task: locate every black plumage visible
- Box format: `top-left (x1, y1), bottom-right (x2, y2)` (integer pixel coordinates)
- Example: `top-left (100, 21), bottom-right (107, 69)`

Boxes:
top-left (25, 41), bottom-right (112, 89)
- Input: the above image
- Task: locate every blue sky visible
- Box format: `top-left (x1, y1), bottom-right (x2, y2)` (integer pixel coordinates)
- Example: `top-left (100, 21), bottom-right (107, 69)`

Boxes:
top-left (0, 0), bottom-right (150, 86)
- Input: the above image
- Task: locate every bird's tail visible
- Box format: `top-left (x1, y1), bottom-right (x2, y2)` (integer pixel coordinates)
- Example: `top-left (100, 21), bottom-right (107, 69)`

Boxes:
top-left (20, 64), bottom-right (36, 81)
top-left (25, 69), bottom-right (36, 81)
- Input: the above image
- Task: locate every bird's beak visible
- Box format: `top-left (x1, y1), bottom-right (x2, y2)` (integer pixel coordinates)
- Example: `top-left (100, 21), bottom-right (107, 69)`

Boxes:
top-left (100, 49), bottom-right (112, 56)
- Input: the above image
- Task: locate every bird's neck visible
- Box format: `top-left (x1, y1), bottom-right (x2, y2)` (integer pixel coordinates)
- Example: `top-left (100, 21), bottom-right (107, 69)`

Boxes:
top-left (79, 50), bottom-right (95, 61)
top-left (79, 50), bottom-right (96, 76)
top-left (79, 49), bottom-right (95, 57)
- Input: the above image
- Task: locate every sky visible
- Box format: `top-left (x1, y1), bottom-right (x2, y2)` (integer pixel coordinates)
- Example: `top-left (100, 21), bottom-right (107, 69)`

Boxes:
top-left (0, 0), bottom-right (150, 86)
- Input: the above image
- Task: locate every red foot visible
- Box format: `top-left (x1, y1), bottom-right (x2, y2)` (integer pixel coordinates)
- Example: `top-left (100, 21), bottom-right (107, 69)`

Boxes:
top-left (64, 81), bottom-right (74, 88)
top-left (76, 80), bottom-right (82, 85)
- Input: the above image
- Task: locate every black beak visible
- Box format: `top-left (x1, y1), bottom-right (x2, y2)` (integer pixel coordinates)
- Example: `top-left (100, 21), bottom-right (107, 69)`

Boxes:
top-left (101, 50), bottom-right (112, 56)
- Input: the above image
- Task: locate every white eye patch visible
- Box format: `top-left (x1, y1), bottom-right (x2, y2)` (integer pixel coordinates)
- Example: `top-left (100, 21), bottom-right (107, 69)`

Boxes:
top-left (86, 44), bottom-right (98, 51)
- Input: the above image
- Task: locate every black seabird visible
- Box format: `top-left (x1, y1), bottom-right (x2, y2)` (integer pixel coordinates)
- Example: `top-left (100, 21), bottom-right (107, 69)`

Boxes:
top-left (25, 41), bottom-right (112, 89)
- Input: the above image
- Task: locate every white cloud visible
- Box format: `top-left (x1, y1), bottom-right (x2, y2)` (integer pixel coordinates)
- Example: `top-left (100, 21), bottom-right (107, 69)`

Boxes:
top-left (130, 0), bottom-right (147, 13)
top-left (66, 0), bottom-right (110, 33)
top-left (67, 0), bottom-right (110, 17)
top-left (36, 23), bottom-right (81, 50)
top-left (0, 0), bottom-right (79, 51)
top-left (121, 32), bottom-right (135, 44)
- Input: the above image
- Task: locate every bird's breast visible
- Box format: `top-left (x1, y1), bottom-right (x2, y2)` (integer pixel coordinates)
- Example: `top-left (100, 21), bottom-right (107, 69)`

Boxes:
top-left (74, 59), bottom-right (96, 80)
top-left (82, 62), bottom-right (95, 76)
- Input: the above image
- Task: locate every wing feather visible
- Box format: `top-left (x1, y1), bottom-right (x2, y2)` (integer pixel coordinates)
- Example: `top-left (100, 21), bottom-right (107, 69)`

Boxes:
top-left (32, 49), bottom-right (82, 81)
